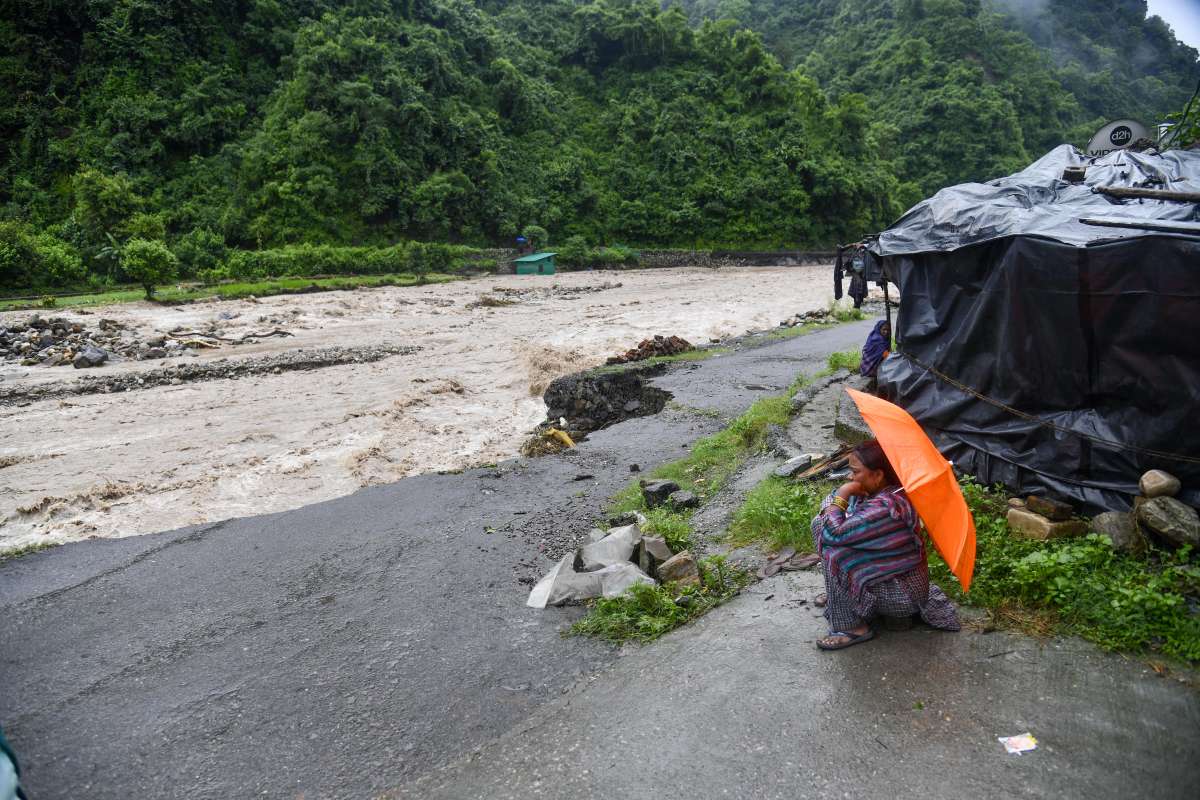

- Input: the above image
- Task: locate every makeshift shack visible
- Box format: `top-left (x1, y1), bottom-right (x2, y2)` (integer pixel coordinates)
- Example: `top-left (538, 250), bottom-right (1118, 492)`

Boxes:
top-left (869, 144), bottom-right (1200, 513)
top-left (514, 252), bottom-right (557, 275)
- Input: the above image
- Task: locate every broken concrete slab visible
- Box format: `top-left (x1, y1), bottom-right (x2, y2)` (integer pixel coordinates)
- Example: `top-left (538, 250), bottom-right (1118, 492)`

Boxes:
top-left (657, 551), bottom-right (700, 586)
top-left (526, 553), bottom-right (655, 608)
top-left (1006, 507), bottom-right (1087, 540)
top-left (576, 524), bottom-right (643, 572)
top-left (635, 535), bottom-right (675, 577)
top-left (640, 480), bottom-right (680, 509)
top-left (773, 455), bottom-right (813, 479)
top-left (1026, 495), bottom-right (1074, 522)
top-left (834, 375), bottom-right (873, 445)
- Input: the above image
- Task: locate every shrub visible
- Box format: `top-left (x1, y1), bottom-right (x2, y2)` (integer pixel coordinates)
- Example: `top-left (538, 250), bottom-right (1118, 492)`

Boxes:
top-left (122, 238), bottom-right (179, 299)
top-left (521, 224), bottom-right (548, 249)
top-left (174, 228), bottom-right (228, 277)
top-left (0, 222), bottom-right (85, 290)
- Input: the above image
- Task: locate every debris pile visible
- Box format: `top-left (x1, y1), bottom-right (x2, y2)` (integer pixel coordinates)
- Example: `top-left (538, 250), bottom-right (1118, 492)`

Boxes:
top-left (0, 314), bottom-right (293, 369)
top-left (526, 511), bottom-right (697, 608)
top-left (777, 308), bottom-right (839, 328)
top-left (0, 315), bottom-right (142, 368)
top-left (605, 334), bottom-right (692, 365)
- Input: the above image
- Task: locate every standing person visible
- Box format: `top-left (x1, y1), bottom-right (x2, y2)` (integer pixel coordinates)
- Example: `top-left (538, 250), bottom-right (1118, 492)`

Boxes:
top-left (810, 439), bottom-right (960, 650)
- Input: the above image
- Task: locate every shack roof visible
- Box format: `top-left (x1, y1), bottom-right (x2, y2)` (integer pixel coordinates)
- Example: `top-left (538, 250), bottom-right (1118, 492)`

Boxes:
top-left (514, 251), bottom-right (558, 262)
top-left (874, 144), bottom-right (1200, 257)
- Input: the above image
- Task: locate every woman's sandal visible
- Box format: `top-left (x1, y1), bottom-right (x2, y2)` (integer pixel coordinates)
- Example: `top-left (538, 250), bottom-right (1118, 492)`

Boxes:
top-left (816, 628), bottom-right (875, 651)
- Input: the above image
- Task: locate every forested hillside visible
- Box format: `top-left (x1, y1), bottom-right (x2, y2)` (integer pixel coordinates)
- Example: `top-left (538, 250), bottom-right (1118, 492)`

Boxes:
top-left (1, 0), bottom-right (1197, 291)
top-left (682, 0), bottom-right (1200, 193)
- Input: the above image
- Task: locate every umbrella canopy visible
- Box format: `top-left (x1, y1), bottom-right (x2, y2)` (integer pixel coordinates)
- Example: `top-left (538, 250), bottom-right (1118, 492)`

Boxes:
top-left (845, 388), bottom-right (976, 591)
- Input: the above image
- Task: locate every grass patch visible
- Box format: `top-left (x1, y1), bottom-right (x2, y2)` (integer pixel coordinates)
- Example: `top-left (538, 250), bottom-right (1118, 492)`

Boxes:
top-left (0, 541), bottom-right (58, 562)
top-left (640, 507), bottom-right (695, 552)
top-left (727, 477), bottom-right (835, 552)
top-left (764, 321), bottom-right (834, 341)
top-left (827, 299), bottom-right (867, 322)
top-left (0, 273), bottom-right (461, 311)
top-left (567, 555), bottom-right (753, 644)
top-left (826, 349), bottom-right (862, 373)
top-left (930, 479), bottom-right (1200, 661)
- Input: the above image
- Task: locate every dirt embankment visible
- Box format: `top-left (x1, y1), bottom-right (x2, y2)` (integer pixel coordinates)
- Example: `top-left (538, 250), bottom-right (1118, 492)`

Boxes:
top-left (0, 266), bottom-right (875, 549)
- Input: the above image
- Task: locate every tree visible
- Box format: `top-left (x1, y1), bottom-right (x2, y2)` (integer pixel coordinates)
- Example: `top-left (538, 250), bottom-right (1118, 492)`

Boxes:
top-left (121, 238), bottom-right (178, 300)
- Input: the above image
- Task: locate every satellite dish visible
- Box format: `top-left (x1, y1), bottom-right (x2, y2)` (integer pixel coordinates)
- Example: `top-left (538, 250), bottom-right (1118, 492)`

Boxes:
top-left (1087, 119), bottom-right (1149, 157)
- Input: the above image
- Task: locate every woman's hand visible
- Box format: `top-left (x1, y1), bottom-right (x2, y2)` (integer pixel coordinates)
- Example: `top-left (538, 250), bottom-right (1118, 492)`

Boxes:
top-left (836, 481), bottom-right (866, 499)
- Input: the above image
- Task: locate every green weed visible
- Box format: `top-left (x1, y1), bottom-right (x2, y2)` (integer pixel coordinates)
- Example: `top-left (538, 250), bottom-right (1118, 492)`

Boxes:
top-left (0, 541), bottom-right (58, 562)
top-left (826, 299), bottom-right (867, 322)
top-left (728, 477), bottom-right (834, 551)
top-left (567, 555), bottom-right (753, 644)
top-left (929, 479), bottom-right (1200, 661)
top-left (641, 507), bottom-right (694, 552)
top-left (827, 349), bottom-right (862, 373)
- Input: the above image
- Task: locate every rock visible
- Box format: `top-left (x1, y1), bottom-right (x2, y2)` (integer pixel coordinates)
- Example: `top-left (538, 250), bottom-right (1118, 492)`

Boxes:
top-left (72, 346), bottom-right (108, 369)
top-left (641, 536), bottom-right (674, 563)
top-left (1006, 507), bottom-right (1087, 540)
top-left (145, 335), bottom-right (166, 348)
top-left (657, 551), bottom-right (700, 587)
top-left (774, 455), bottom-right (813, 479)
top-left (144, 347), bottom-right (167, 359)
top-left (1139, 470), bottom-right (1181, 499)
top-left (1025, 495), bottom-right (1074, 521)
top-left (1091, 511), bottom-right (1145, 554)
top-left (623, 400), bottom-right (641, 413)
top-left (41, 353), bottom-right (65, 367)
top-left (640, 479), bottom-right (680, 509)
top-left (667, 490), bottom-right (699, 510)
top-left (636, 535), bottom-right (675, 577)
top-left (608, 510), bottom-right (647, 528)
top-left (628, 463), bottom-right (641, 473)
top-left (1136, 497), bottom-right (1200, 548)
top-left (1007, 497), bottom-right (1026, 510)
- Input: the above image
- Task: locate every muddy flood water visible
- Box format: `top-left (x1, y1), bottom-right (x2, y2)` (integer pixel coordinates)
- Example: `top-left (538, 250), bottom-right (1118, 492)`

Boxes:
top-left (0, 265), bottom-right (866, 548)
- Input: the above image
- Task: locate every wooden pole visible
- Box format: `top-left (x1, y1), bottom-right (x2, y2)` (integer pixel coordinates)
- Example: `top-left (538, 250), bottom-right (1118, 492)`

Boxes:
top-left (1094, 186), bottom-right (1200, 203)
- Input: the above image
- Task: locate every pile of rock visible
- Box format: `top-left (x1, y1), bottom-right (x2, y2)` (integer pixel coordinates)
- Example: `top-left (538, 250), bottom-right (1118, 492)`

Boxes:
top-left (525, 511), bottom-right (699, 608)
top-left (605, 334), bottom-right (692, 365)
top-left (1006, 495), bottom-right (1087, 540)
top-left (1006, 469), bottom-right (1199, 554)
top-left (778, 308), bottom-right (838, 328)
top-left (1093, 470), bottom-right (1198, 554)
top-left (0, 314), bottom-right (187, 369)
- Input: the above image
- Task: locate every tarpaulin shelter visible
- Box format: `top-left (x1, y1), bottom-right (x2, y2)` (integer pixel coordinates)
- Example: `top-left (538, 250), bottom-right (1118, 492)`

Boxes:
top-left (870, 144), bottom-right (1200, 513)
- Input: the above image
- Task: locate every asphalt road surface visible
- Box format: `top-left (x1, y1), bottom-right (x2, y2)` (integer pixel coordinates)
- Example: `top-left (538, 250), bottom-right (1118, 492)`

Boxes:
top-left (0, 320), bottom-right (877, 798)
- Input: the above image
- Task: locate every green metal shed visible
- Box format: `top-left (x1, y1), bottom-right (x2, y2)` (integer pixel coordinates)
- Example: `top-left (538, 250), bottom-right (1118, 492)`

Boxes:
top-left (514, 251), bottom-right (557, 275)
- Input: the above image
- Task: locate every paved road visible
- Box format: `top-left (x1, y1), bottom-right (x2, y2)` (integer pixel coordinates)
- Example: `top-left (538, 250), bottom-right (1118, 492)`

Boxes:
top-left (394, 571), bottom-right (1200, 799)
top-left (0, 320), bottom-right (876, 799)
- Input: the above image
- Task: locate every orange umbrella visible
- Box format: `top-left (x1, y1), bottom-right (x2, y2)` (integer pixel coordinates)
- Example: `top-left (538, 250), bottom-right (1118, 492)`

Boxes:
top-left (845, 388), bottom-right (976, 592)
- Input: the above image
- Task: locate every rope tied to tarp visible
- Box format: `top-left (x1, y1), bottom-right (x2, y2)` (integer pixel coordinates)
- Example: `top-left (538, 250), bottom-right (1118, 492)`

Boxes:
top-left (893, 351), bottom-right (1200, 465)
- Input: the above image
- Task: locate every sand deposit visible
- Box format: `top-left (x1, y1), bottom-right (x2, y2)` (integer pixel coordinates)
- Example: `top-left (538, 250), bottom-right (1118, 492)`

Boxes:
top-left (0, 265), bottom-right (871, 549)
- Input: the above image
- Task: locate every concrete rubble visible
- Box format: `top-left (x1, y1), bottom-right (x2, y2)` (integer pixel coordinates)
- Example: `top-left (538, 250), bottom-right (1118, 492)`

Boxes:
top-left (526, 521), bottom-right (680, 609)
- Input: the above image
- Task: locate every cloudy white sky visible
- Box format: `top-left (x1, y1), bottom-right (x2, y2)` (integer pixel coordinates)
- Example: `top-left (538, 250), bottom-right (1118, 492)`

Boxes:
top-left (1146, 0), bottom-right (1200, 49)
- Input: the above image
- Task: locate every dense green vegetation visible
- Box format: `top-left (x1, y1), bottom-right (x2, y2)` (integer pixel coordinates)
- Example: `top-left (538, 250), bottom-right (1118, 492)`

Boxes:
top-left (682, 0), bottom-right (1200, 194)
top-left (1, 0), bottom-right (1196, 292)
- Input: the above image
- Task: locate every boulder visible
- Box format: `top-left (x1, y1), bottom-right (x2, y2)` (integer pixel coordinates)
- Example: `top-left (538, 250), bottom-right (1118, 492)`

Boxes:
top-left (72, 346), bottom-right (108, 369)
top-left (1139, 470), bottom-right (1181, 499)
top-left (774, 455), bottom-right (814, 479)
top-left (641, 479), bottom-right (680, 509)
top-left (1025, 495), bottom-right (1074, 521)
top-left (1136, 497), bottom-right (1200, 549)
top-left (1091, 511), bottom-right (1145, 555)
top-left (667, 490), bottom-right (699, 510)
top-left (657, 551), bottom-right (700, 587)
top-left (1007, 497), bottom-right (1027, 510)
top-left (526, 556), bottom-right (654, 608)
top-left (144, 347), bottom-right (167, 359)
top-left (1006, 507), bottom-right (1087, 541)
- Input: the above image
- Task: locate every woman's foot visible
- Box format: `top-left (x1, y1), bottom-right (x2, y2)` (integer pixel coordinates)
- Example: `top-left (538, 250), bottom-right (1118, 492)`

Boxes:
top-left (816, 625), bottom-right (874, 650)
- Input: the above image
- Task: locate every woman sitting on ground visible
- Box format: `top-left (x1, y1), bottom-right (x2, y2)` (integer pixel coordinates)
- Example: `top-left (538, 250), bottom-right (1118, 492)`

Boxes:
top-left (810, 439), bottom-right (960, 650)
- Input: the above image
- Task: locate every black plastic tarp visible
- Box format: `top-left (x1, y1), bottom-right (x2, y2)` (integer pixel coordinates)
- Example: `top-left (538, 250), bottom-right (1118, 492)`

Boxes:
top-left (872, 146), bottom-right (1200, 513)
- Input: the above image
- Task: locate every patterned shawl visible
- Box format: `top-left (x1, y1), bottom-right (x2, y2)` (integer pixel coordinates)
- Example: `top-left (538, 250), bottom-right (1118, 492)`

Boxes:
top-left (860, 320), bottom-right (890, 377)
top-left (816, 487), bottom-right (925, 604)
